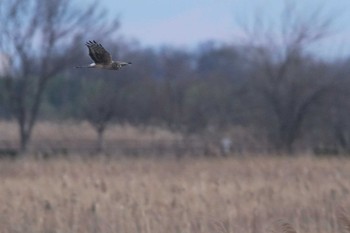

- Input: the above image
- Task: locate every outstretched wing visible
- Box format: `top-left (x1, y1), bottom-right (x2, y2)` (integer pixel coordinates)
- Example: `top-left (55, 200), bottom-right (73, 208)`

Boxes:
top-left (85, 40), bottom-right (112, 65)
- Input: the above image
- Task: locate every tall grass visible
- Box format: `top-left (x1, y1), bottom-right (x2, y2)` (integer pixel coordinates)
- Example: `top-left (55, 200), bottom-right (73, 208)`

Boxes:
top-left (0, 156), bottom-right (350, 233)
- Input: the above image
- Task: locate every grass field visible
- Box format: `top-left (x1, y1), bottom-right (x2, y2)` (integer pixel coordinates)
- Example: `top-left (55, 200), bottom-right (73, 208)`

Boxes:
top-left (0, 121), bottom-right (181, 144)
top-left (0, 121), bottom-right (186, 155)
top-left (1, 156), bottom-right (350, 233)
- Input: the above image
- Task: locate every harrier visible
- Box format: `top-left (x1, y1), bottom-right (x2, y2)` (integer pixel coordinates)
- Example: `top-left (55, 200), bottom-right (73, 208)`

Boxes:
top-left (76, 40), bottom-right (132, 70)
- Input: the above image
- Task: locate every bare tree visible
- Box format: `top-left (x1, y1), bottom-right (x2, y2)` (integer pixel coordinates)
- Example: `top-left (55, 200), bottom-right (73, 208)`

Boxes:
top-left (241, 1), bottom-right (337, 152)
top-left (315, 66), bottom-right (350, 153)
top-left (80, 77), bottom-right (127, 153)
top-left (0, 0), bottom-right (119, 152)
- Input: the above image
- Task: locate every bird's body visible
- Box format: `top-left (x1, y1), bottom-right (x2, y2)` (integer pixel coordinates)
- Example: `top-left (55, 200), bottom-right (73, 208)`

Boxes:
top-left (76, 41), bottom-right (131, 70)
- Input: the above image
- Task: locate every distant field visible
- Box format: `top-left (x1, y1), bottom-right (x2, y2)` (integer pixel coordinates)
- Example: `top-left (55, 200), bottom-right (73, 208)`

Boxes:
top-left (0, 121), bottom-right (181, 143)
top-left (0, 121), bottom-right (188, 155)
top-left (0, 156), bottom-right (349, 233)
top-left (0, 121), bottom-right (261, 156)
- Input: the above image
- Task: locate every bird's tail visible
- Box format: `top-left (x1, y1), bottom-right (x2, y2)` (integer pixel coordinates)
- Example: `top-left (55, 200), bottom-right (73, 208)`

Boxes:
top-left (75, 63), bottom-right (96, 68)
top-left (75, 65), bottom-right (92, 68)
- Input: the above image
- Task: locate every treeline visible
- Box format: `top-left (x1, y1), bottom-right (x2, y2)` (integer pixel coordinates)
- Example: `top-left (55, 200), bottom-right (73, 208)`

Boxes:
top-left (2, 42), bottom-right (350, 154)
top-left (0, 0), bottom-right (350, 154)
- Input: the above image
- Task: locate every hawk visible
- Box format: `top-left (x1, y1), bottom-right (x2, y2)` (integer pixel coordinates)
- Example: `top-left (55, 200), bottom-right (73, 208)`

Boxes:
top-left (76, 40), bottom-right (132, 70)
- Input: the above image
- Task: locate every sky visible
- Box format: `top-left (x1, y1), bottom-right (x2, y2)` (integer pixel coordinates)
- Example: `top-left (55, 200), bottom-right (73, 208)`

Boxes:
top-left (80, 0), bottom-right (350, 58)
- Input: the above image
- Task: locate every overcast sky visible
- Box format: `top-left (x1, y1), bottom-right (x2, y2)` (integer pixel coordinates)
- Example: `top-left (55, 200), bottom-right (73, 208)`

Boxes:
top-left (80, 0), bottom-right (350, 58)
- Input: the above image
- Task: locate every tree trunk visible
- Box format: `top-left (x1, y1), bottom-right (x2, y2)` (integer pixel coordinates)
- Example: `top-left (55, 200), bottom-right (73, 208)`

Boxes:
top-left (19, 128), bottom-right (31, 154)
top-left (96, 128), bottom-right (105, 154)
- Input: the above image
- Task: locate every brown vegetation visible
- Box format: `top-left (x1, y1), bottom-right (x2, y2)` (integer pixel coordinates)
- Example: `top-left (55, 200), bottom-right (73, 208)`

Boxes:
top-left (0, 121), bottom-right (185, 156)
top-left (0, 156), bottom-right (350, 233)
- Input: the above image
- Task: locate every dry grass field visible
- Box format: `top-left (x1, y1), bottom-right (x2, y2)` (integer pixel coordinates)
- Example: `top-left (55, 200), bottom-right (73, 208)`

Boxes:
top-left (1, 156), bottom-right (350, 233)
top-left (0, 121), bottom-right (187, 155)
top-left (0, 121), bottom-right (265, 156)
top-left (0, 121), bottom-right (181, 144)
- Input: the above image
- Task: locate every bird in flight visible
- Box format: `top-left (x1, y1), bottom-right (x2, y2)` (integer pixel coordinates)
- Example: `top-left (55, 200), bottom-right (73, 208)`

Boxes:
top-left (76, 40), bottom-right (132, 70)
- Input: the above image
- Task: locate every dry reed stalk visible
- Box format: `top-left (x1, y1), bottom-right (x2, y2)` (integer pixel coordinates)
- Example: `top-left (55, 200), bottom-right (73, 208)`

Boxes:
top-left (268, 220), bottom-right (297, 233)
top-left (337, 206), bottom-right (350, 233)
